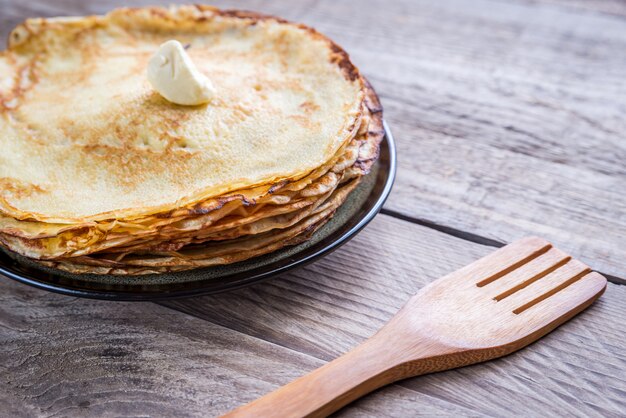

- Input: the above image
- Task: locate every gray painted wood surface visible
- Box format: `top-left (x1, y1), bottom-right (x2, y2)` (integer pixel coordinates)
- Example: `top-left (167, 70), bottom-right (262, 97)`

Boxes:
top-left (1, 0), bottom-right (625, 417)
top-left (3, 216), bottom-right (626, 417)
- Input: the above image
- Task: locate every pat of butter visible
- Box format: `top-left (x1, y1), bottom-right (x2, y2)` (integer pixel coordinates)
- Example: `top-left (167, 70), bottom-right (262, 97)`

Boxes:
top-left (147, 40), bottom-right (215, 106)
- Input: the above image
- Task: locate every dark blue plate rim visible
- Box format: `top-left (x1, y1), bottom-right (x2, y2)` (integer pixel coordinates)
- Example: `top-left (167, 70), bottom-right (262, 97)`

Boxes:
top-left (0, 121), bottom-right (396, 301)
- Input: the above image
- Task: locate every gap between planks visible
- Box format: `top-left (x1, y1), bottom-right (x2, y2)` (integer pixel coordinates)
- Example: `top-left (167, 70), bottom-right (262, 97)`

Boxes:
top-left (380, 209), bottom-right (626, 286)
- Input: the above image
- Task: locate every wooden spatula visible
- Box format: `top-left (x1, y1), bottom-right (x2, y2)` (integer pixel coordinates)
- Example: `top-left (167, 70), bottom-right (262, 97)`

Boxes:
top-left (223, 237), bottom-right (607, 418)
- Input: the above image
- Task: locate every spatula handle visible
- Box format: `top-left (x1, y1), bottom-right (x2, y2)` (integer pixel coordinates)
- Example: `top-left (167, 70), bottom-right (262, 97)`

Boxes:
top-left (221, 319), bottom-right (453, 418)
top-left (222, 337), bottom-right (402, 418)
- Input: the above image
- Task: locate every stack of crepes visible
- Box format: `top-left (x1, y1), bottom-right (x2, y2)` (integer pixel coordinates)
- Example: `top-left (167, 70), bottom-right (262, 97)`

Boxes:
top-left (0, 6), bottom-right (383, 275)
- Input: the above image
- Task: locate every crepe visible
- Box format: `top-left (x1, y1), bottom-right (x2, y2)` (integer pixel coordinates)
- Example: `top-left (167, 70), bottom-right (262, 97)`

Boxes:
top-left (39, 178), bottom-right (362, 275)
top-left (0, 6), bottom-right (384, 275)
top-left (0, 5), bottom-right (364, 222)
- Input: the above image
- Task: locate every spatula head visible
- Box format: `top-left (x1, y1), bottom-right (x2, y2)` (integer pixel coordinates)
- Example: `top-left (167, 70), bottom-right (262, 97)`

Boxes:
top-left (404, 237), bottom-right (607, 351)
top-left (221, 238), bottom-right (608, 418)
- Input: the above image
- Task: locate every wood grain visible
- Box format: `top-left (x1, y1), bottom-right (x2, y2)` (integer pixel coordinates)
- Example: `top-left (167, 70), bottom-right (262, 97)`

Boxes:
top-left (223, 237), bottom-right (607, 418)
top-left (164, 215), bottom-right (626, 417)
top-left (267, 0), bottom-right (626, 278)
top-left (0, 271), bottom-right (484, 418)
top-left (1, 215), bottom-right (624, 417)
top-left (533, 0), bottom-right (626, 17)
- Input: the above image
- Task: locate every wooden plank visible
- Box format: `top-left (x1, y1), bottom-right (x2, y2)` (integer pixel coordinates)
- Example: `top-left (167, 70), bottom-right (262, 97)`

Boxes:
top-left (283, 0), bottom-right (626, 279)
top-left (2, 215), bottom-right (624, 417)
top-left (162, 214), bottom-right (626, 417)
top-left (0, 276), bottom-right (484, 418)
top-left (4, 0), bottom-right (626, 278)
top-left (532, 0), bottom-right (626, 17)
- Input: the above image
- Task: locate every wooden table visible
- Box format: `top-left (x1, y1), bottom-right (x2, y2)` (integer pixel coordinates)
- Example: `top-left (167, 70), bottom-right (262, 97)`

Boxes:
top-left (2, 0), bottom-right (625, 416)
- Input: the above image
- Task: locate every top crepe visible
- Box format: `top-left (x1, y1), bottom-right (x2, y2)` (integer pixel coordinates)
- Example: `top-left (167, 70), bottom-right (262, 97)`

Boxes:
top-left (0, 6), bottom-right (364, 222)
